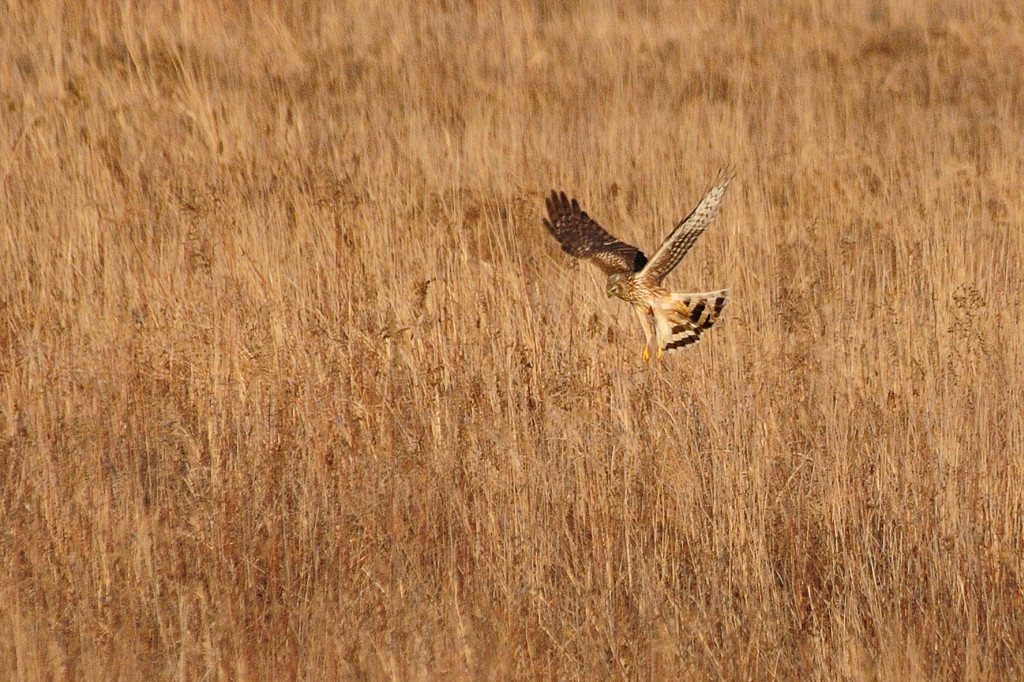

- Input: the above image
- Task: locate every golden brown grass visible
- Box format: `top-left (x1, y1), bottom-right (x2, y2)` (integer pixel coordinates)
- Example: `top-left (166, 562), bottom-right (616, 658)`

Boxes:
top-left (2, 0), bottom-right (1023, 679)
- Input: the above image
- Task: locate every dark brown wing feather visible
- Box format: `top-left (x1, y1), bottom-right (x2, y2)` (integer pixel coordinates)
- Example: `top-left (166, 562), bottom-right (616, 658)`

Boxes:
top-left (543, 191), bottom-right (647, 276)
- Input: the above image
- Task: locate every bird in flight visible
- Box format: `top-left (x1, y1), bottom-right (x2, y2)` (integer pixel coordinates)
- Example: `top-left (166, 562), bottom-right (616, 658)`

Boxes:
top-left (543, 170), bottom-right (732, 361)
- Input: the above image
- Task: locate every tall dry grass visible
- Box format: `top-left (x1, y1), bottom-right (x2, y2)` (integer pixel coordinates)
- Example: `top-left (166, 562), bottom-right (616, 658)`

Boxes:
top-left (1, 0), bottom-right (1023, 678)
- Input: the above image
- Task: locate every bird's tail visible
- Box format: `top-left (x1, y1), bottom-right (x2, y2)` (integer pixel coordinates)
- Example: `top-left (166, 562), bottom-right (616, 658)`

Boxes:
top-left (652, 289), bottom-right (728, 354)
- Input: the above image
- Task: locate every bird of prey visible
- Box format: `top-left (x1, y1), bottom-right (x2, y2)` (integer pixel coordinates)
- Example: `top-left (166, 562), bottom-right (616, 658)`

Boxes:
top-left (543, 171), bottom-right (732, 361)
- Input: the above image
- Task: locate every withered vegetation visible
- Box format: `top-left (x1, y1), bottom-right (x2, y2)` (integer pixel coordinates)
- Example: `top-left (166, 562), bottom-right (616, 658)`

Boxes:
top-left (1, 1), bottom-right (1022, 678)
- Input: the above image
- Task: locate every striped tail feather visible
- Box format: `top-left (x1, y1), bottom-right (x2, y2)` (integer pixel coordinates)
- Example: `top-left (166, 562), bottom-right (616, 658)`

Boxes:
top-left (653, 289), bottom-right (728, 354)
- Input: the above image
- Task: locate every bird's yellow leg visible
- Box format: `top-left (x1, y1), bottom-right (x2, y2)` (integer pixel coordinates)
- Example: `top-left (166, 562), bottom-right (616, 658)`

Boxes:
top-left (633, 307), bottom-right (654, 363)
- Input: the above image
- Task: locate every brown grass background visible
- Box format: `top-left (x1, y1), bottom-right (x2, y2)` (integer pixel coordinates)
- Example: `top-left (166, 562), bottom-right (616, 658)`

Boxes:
top-left (2, 0), bottom-right (1023, 679)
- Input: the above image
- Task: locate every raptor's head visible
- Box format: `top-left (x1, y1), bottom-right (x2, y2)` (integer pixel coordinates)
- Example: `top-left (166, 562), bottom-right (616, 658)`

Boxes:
top-left (606, 272), bottom-right (628, 298)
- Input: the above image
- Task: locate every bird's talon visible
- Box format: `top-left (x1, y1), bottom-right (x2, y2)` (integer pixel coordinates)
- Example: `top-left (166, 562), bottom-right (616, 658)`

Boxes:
top-left (642, 347), bottom-right (650, 363)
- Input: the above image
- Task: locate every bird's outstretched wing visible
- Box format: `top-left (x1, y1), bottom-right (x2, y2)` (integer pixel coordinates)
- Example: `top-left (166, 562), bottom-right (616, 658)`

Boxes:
top-left (544, 191), bottom-right (648, 276)
top-left (639, 169), bottom-right (733, 284)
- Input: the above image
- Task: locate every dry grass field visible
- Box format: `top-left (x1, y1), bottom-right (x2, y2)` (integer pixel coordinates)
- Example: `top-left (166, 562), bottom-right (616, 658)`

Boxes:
top-left (2, 0), bottom-right (1023, 679)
